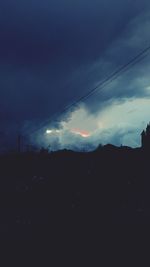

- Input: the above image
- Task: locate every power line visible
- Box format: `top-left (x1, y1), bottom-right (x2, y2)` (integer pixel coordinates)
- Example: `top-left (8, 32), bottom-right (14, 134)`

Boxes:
top-left (26, 44), bottom-right (150, 137)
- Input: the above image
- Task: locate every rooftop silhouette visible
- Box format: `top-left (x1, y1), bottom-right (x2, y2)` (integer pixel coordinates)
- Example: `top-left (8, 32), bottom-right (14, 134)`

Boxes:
top-left (141, 123), bottom-right (150, 149)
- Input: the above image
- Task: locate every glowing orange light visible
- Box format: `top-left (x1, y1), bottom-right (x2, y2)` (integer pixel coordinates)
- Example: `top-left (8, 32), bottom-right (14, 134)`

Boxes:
top-left (71, 128), bottom-right (90, 138)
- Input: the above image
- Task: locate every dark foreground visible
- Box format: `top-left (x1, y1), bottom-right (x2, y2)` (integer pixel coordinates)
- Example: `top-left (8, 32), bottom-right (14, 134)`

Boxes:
top-left (0, 145), bottom-right (150, 264)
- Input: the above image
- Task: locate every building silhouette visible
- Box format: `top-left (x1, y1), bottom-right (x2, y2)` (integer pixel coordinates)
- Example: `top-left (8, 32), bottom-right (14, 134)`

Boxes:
top-left (141, 123), bottom-right (150, 149)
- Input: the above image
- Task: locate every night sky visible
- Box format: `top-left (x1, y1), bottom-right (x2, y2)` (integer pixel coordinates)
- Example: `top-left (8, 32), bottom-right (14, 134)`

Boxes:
top-left (0, 0), bottom-right (150, 151)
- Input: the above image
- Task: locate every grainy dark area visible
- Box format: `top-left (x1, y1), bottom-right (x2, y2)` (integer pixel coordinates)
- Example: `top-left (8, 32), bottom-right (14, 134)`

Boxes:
top-left (0, 145), bottom-right (150, 264)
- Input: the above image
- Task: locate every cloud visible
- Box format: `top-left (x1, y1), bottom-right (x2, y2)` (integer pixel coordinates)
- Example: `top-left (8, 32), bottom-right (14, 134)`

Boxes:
top-left (0, 1), bottom-right (150, 150)
top-left (21, 9), bottom-right (150, 150)
top-left (32, 97), bottom-right (150, 150)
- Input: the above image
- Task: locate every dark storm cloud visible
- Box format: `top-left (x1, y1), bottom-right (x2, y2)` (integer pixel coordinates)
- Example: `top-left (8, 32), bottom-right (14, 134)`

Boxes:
top-left (0, 0), bottom-right (147, 65)
top-left (80, 9), bottom-right (150, 115)
top-left (0, 0), bottom-right (150, 150)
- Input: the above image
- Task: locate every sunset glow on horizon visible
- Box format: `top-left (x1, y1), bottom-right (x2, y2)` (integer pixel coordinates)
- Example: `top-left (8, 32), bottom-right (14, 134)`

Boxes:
top-left (71, 128), bottom-right (91, 138)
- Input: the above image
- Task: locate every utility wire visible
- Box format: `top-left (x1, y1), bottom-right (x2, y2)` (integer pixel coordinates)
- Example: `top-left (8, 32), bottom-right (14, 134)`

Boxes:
top-left (26, 44), bottom-right (150, 137)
